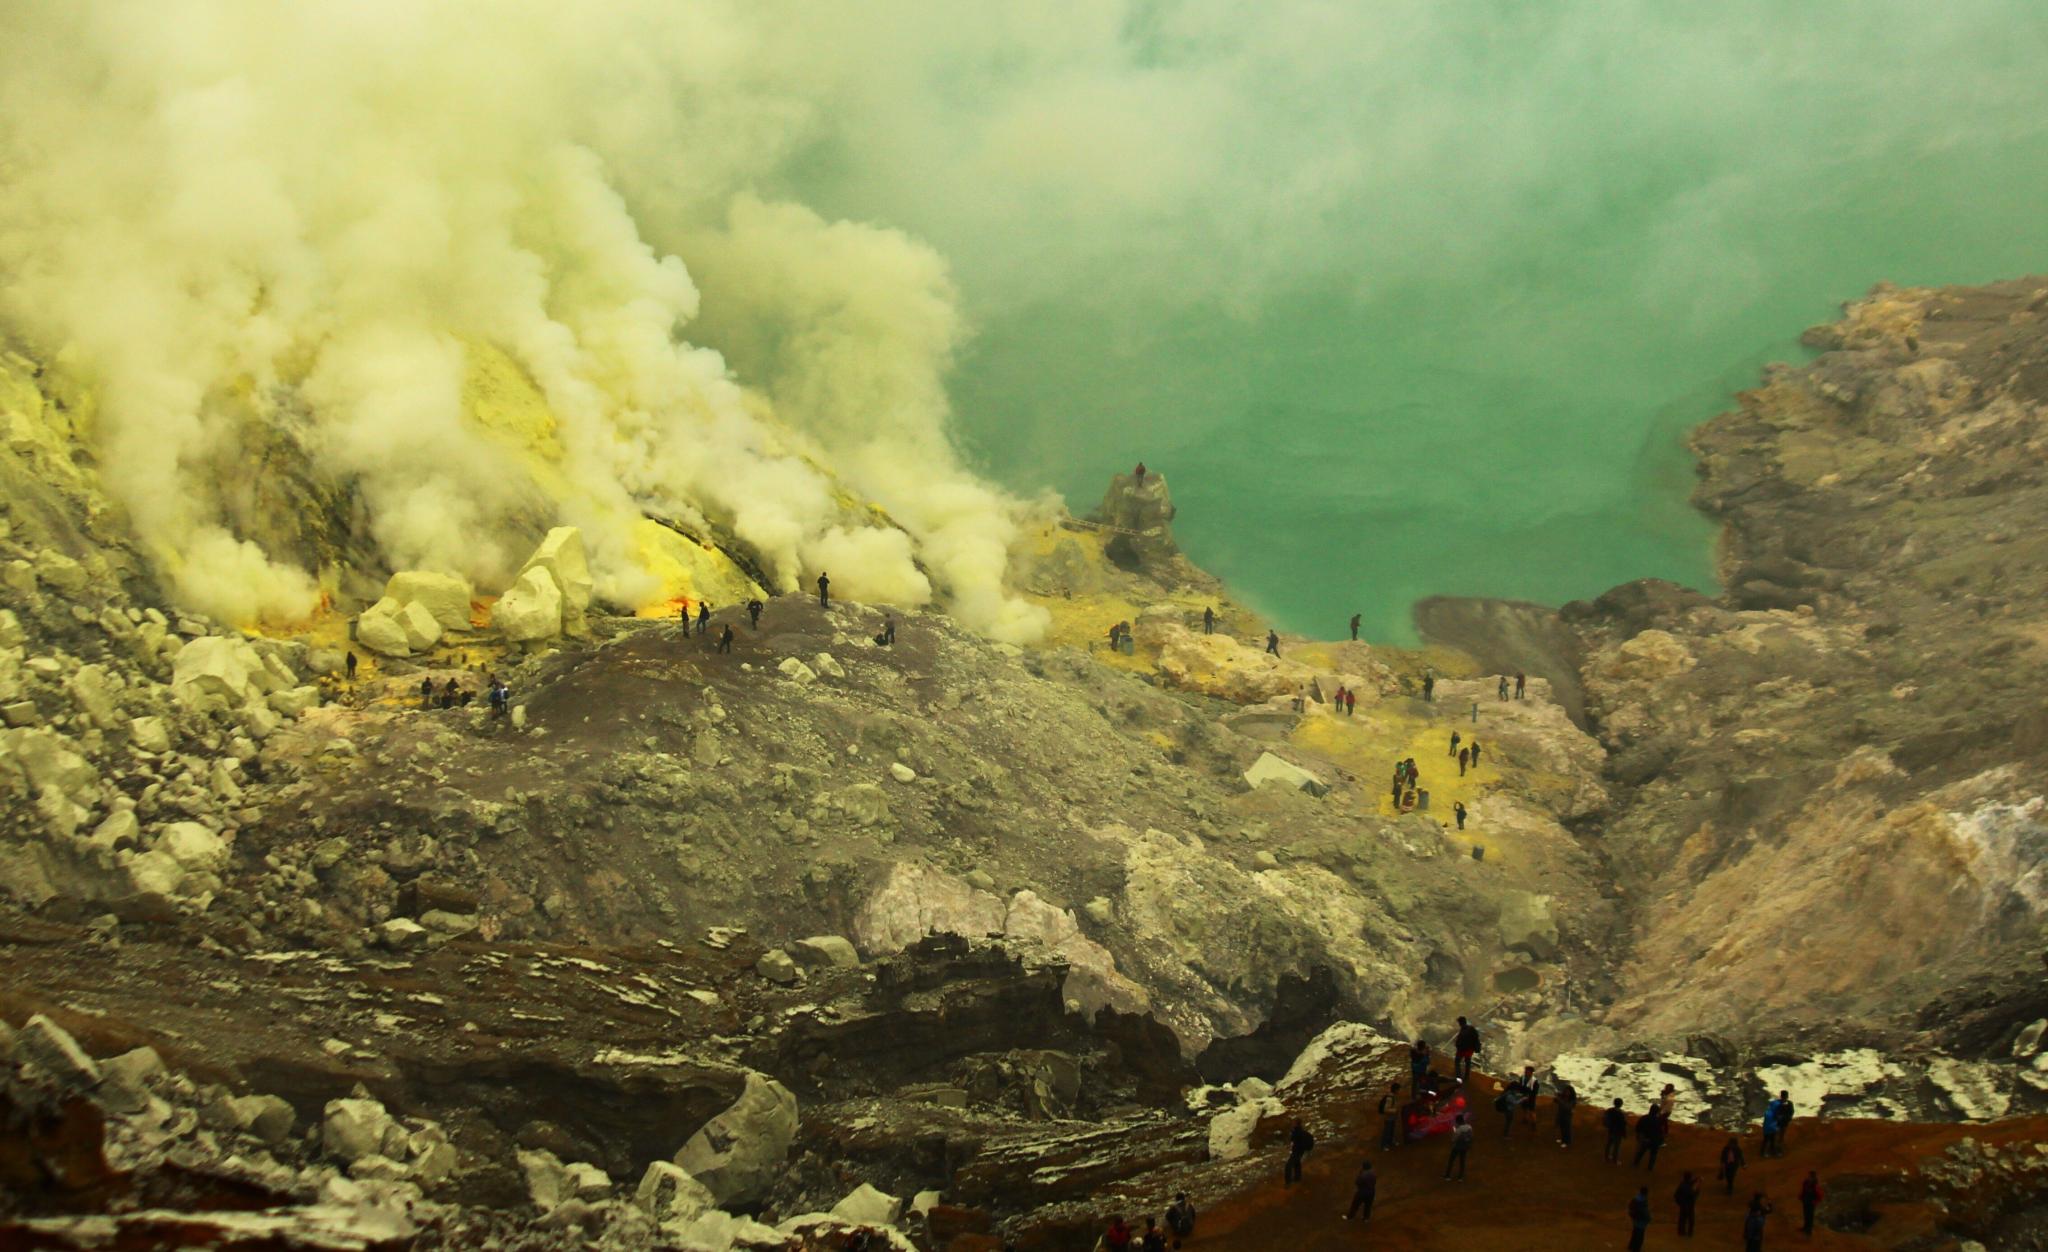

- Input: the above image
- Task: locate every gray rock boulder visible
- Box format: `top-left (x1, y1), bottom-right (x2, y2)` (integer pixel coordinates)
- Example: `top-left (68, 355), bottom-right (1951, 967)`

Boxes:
top-left (14, 1014), bottom-right (101, 1087)
top-left (673, 1071), bottom-right (799, 1206)
top-left (322, 1096), bottom-right (404, 1163)
top-left (831, 1182), bottom-right (903, 1226)
top-left (1244, 751), bottom-right (1328, 797)
top-left (791, 936), bottom-right (859, 969)
top-left (492, 567), bottom-right (564, 643)
top-left (635, 1160), bottom-right (715, 1224)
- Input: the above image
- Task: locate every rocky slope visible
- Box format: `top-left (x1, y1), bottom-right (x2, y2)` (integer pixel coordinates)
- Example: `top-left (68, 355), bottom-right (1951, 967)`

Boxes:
top-left (4, 280), bottom-right (2048, 1248)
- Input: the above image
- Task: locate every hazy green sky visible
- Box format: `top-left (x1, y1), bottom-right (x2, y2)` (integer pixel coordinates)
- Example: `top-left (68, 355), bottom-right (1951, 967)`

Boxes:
top-left (760, 0), bottom-right (2048, 638)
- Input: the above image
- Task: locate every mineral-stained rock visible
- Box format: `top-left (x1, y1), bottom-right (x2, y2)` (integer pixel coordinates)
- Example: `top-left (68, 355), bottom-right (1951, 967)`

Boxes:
top-left (356, 597), bottom-right (441, 658)
top-left (492, 567), bottom-right (564, 643)
top-left (14, 1014), bottom-right (101, 1087)
top-left (1243, 752), bottom-right (1327, 797)
top-left (514, 528), bottom-right (593, 636)
top-left (323, 1096), bottom-right (403, 1164)
top-left (383, 571), bottom-right (475, 633)
top-left (831, 1182), bottom-right (904, 1227)
top-left (673, 1071), bottom-right (798, 1207)
top-left (170, 636), bottom-right (266, 708)
top-left (635, 1160), bottom-right (715, 1224)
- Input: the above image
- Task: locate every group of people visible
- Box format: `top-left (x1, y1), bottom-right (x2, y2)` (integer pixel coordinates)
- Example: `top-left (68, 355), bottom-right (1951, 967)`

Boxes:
top-left (1498, 671), bottom-right (1528, 700)
top-left (1389, 756), bottom-right (1424, 811)
top-left (1448, 728), bottom-right (1483, 776)
top-left (1092, 1193), bottom-right (1197, 1251)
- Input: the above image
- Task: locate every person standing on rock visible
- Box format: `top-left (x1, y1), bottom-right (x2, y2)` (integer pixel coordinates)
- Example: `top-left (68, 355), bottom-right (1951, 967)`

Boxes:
top-left (1719, 1136), bottom-right (1746, 1196)
top-left (1773, 1090), bottom-right (1796, 1153)
top-left (1342, 1157), bottom-right (1377, 1221)
top-left (1497, 674), bottom-right (1509, 700)
top-left (1423, 672), bottom-right (1436, 702)
top-left (747, 598), bottom-right (763, 629)
top-left (1515, 670), bottom-right (1527, 699)
top-left (1452, 1017), bottom-right (1481, 1082)
top-left (1266, 629), bottom-right (1281, 657)
top-left (1626, 1185), bottom-right (1653, 1252)
top-left (1760, 1092), bottom-right (1786, 1158)
top-left (1202, 606), bottom-right (1216, 635)
top-left (345, 651), bottom-right (358, 682)
top-left (1798, 1171), bottom-right (1824, 1235)
top-left (1134, 462), bottom-right (1147, 484)
top-left (1454, 800), bottom-right (1469, 831)
top-left (817, 571), bottom-right (830, 610)
top-left (1349, 612), bottom-right (1361, 641)
top-left (1518, 1065), bottom-right (1543, 1130)
top-left (1674, 1169), bottom-right (1701, 1236)
top-left (1603, 1098), bottom-right (1629, 1164)
top-left (883, 615), bottom-right (897, 645)
top-left (1443, 1113), bottom-right (1472, 1180)
top-left (1283, 1119), bottom-right (1314, 1185)
top-left (1553, 1077), bottom-right (1578, 1147)
top-left (1378, 1080), bottom-right (1403, 1150)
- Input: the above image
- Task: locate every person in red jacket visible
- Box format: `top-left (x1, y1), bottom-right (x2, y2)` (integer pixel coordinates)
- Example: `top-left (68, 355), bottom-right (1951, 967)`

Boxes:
top-left (1799, 1171), bottom-right (1826, 1234)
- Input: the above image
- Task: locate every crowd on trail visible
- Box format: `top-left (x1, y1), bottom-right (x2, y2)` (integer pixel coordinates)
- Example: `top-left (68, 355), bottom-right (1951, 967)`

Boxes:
top-left (1093, 1012), bottom-right (1824, 1251)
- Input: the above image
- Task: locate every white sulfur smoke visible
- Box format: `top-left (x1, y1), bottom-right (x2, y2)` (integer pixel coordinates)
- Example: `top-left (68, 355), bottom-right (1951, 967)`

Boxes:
top-left (0, 0), bottom-right (1050, 640)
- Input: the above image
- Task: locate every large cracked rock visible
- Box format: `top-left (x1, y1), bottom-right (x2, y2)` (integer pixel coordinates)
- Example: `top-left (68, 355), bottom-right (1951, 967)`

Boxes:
top-left (492, 566), bottom-right (564, 643)
top-left (672, 1071), bottom-right (798, 1207)
top-left (383, 571), bottom-right (475, 633)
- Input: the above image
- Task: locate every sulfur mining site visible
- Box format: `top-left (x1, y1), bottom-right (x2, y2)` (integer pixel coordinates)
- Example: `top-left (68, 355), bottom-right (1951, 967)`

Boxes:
top-left (3, 3), bottom-right (2048, 1250)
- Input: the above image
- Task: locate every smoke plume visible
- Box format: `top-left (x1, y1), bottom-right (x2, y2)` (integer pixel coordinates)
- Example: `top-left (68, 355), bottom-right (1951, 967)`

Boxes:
top-left (0, 0), bottom-right (1051, 639)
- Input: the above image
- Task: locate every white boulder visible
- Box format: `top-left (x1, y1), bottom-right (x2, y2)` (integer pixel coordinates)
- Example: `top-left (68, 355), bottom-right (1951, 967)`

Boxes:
top-left (831, 1182), bottom-right (903, 1227)
top-left (156, 821), bottom-right (227, 871)
top-left (515, 528), bottom-right (593, 635)
top-left (635, 1160), bottom-right (715, 1224)
top-left (322, 1096), bottom-right (404, 1164)
top-left (170, 636), bottom-right (267, 708)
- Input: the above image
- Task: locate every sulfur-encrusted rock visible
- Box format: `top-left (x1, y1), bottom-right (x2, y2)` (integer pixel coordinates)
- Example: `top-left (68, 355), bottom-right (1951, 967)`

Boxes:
top-left (514, 528), bottom-right (593, 636)
top-left (356, 597), bottom-right (441, 658)
top-left (492, 567), bottom-right (564, 643)
top-left (383, 571), bottom-right (475, 633)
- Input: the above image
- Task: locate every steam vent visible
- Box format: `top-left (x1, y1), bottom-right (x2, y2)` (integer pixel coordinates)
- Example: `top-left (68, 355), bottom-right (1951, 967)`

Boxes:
top-left (2, 4), bottom-right (2047, 1250)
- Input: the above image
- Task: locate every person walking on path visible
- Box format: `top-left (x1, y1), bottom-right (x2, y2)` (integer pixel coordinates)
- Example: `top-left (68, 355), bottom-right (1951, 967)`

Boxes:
top-left (1603, 1099), bottom-right (1629, 1164)
top-left (1497, 1079), bottom-right (1522, 1139)
top-left (1349, 613), bottom-right (1361, 641)
top-left (1719, 1137), bottom-right (1746, 1196)
top-left (1632, 1104), bottom-right (1666, 1169)
top-left (1266, 629), bottom-right (1281, 657)
top-left (1497, 674), bottom-right (1509, 700)
top-left (1344, 688), bottom-right (1356, 715)
top-left (1452, 1017), bottom-right (1481, 1082)
top-left (345, 651), bottom-right (358, 682)
top-left (1443, 1113), bottom-right (1472, 1180)
top-left (696, 601), bottom-right (711, 637)
top-left (1378, 1081), bottom-right (1403, 1150)
top-left (1423, 672), bottom-right (1436, 702)
top-left (1283, 1120), bottom-right (1314, 1186)
top-left (1342, 1158), bottom-right (1377, 1221)
top-left (1454, 800), bottom-right (1468, 830)
top-left (1675, 1170), bottom-right (1701, 1236)
top-left (717, 624), bottom-right (734, 654)
top-left (747, 599), bottom-right (763, 629)
top-left (1203, 606), bottom-right (1216, 635)
top-left (1552, 1078), bottom-right (1578, 1147)
top-left (1626, 1186), bottom-right (1652, 1252)
top-left (1798, 1172), bottom-right (1824, 1235)
top-left (1761, 1092), bottom-right (1788, 1158)
top-left (1515, 670), bottom-right (1527, 699)
top-left (1409, 1039), bottom-right (1433, 1092)
top-left (1774, 1090), bottom-right (1796, 1153)
top-left (1164, 1194), bottom-right (1196, 1248)
top-left (816, 572), bottom-right (830, 609)
top-left (1470, 739), bottom-right (1483, 767)
top-left (1450, 730), bottom-right (1461, 758)
top-left (1743, 1195), bottom-right (1773, 1252)
top-left (1458, 747), bottom-right (1470, 776)
top-left (1518, 1065), bottom-right (1543, 1130)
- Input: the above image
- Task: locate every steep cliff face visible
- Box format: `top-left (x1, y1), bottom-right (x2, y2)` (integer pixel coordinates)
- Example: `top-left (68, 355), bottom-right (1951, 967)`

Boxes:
top-left (1430, 278), bottom-right (2048, 1053)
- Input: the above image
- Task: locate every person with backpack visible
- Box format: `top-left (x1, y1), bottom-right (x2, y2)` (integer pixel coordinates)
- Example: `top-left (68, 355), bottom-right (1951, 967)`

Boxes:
top-left (746, 598), bottom-right (763, 629)
top-left (1743, 1194), bottom-right (1773, 1252)
top-left (1719, 1136), bottom-right (1746, 1196)
top-left (1443, 1113), bottom-right (1473, 1180)
top-left (1603, 1099), bottom-right (1629, 1164)
top-left (1283, 1119), bottom-right (1314, 1185)
top-left (1760, 1093), bottom-right (1787, 1158)
top-left (1798, 1172), bottom-right (1825, 1235)
top-left (1163, 1193), bottom-right (1196, 1248)
top-left (1674, 1169), bottom-right (1701, 1236)
top-left (1342, 1158), bottom-right (1377, 1221)
top-left (1626, 1186), bottom-right (1652, 1252)
top-left (1378, 1081), bottom-right (1403, 1150)
top-left (1552, 1077), bottom-right (1578, 1147)
top-left (1452, 1017), bottom-right (1481, 1081)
